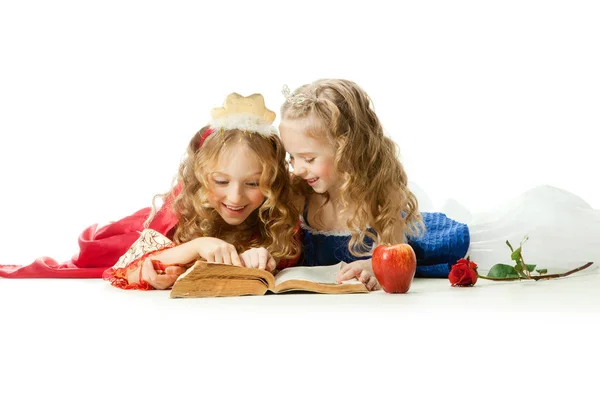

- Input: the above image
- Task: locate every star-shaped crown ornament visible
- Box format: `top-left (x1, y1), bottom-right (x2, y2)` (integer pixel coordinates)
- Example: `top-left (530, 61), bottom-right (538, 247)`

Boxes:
top-left (208, 93), bottom-right (277, 136)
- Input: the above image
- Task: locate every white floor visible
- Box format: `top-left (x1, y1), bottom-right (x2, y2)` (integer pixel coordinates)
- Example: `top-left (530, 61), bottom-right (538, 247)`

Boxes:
top-left (2, 184), bottom-right (599, 400)
top-left (2, 267), bottom-right (599, 400)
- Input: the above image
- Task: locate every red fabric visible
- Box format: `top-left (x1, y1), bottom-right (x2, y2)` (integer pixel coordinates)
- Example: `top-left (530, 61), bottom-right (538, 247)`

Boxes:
top-left (198, 127), bottom-right (215, 148)
top-left (0, 182), bottom-right (303, 278)
top-left (0, 195), bottom-right (180, 279)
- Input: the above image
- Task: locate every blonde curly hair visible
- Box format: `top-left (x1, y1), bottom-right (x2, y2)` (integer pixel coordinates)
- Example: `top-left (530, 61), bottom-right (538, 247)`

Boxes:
top-left (149, 126), bottom-right (300, 262)
top-left (281, 79), bottom-right (423, 256)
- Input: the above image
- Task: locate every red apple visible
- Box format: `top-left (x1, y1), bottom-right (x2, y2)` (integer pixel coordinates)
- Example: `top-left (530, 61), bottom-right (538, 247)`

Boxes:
top-left (372, 243), bottom-right (417, 293)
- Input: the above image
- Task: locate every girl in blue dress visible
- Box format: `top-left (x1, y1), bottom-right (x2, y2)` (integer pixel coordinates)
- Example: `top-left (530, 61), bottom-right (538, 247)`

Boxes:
top-left (279, 79), bottom-right (470, 290)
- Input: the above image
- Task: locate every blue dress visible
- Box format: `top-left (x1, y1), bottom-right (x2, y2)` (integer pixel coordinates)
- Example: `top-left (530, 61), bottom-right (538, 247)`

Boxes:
top-left (299, 210), bottom-right (470, 278)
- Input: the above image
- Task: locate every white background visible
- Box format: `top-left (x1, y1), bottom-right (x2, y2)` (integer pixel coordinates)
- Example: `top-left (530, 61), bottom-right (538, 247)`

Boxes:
top-left (0, 0), bottom-right (598, 264)
top-left (1, 1), bottom-right (599, 399)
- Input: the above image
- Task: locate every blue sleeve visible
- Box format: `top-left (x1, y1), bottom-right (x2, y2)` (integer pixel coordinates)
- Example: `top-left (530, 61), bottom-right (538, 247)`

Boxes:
top-left (407, 212), bottom-right (470, 278)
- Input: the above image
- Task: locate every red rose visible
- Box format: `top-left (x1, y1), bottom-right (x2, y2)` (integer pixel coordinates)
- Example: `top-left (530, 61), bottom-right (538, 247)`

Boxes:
top-left (449, 258), bottom-right (478, 286)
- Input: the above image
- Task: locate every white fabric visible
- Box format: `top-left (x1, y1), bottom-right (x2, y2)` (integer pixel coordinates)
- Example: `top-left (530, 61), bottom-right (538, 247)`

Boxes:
top-left (410, 184), bottom-right (600, 273)
top-left (208, 113), bottom-right (277, 136)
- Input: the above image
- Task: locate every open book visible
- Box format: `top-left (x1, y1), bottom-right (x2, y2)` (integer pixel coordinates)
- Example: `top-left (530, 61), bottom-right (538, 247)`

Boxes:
top-left (169, 261), bottom-right (369, 298)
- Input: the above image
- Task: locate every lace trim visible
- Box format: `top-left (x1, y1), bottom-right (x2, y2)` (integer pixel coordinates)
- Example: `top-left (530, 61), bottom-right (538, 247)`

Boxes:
top-left (102, 246), bottom-right (175, 290)
top-left (102, 228), bottom-right (176, 290)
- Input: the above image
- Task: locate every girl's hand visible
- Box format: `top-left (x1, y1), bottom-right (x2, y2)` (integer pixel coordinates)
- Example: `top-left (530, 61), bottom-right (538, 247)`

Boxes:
top-left (240, 247), bottom-right (277, 272)
top-left (140, 258), bottom-right (187, 290)
top-left (195, 237), bottom-right (243, 266)
top-left (336, 260), bottom-right (381, 291)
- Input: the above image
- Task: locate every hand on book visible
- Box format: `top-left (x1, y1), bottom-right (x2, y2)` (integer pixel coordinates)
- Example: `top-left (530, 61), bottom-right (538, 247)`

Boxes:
top-left (336, 260), bottom-right (381, 291)
top-left (239, 247), bottom-right (277, 272)
top-left (195, 237), bottom-right (244, 266)
top-left (141, 258), bottom-right (187, 290)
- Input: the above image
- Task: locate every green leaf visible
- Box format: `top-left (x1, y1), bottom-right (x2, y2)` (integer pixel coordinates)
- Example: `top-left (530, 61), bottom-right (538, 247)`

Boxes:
top-left (488, 264), bottom-right (520, 278)
top-left (514, 262), bottom-right (524, 272)
top-left (536, 269), bottom-right (548, 275)
top-left (515, 261), bottom-right (528, 278)
top-left (518, 270), bottom-right (529, 278)
top-left (506, 240), bottom-right (514, 252)
top-left (526, 264), bottom-right (537, 272)
top-left (511, 247), bottom-right (522, 261)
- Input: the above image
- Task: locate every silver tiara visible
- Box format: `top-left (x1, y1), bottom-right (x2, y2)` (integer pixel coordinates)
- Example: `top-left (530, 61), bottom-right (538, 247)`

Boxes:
top-left (282, 84), bottom-right (309, 104)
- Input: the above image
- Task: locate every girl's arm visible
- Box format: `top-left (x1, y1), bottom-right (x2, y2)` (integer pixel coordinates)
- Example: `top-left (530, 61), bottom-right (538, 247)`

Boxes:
top-left (104, 235), bottom-right (243, 290)
top-left (150, 238), bottom-right (219, 265)
top-left (124, 239), bottom-right (206, 286)
top-left (128, 236), bottom-right (244, 279)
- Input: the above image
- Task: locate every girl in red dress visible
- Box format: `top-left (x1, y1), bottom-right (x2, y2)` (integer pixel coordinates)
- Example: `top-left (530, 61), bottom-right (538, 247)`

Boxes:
top-left (0, 93), bottom-right (301, 289)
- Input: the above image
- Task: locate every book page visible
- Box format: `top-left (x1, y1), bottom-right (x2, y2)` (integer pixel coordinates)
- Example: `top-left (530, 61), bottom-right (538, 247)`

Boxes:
top-left (274, 262), bottom-right (360, 286)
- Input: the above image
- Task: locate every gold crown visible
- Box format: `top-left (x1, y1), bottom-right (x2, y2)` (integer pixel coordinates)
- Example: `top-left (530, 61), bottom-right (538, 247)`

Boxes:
top-left (211, 93), bottom-right (276, 124)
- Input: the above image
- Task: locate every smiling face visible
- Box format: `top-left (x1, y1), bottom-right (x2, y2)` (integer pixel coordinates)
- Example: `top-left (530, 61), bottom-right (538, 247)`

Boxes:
top-left (279, 117), bottom-right (338, 195)
top-left (207, 143), bottom-right (265, 225)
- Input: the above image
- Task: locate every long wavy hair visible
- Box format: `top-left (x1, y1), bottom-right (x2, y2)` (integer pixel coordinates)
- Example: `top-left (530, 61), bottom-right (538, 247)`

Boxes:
top-left (148, 126), bottom-right (300, 262)
top-left (281, 79), bottom-right (423, 256)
